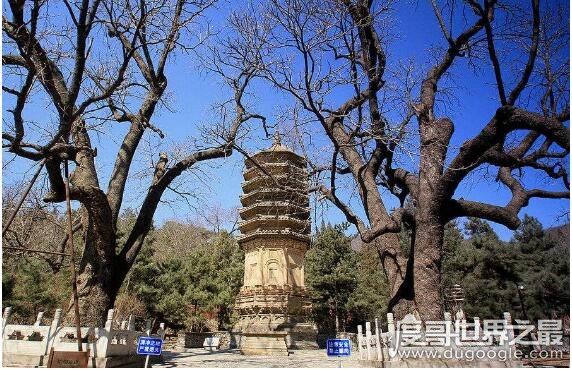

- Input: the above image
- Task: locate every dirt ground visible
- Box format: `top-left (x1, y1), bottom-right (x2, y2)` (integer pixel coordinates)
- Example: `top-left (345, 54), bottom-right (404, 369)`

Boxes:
top-left (151, 349), bottom-right (361, 368)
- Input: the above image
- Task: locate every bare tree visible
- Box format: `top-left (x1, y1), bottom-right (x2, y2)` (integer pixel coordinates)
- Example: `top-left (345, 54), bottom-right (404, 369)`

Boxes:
top-left (2, 0), bottom-right (262, 325)
top-left (2, 184), bottom-right (73, 273)
top-left (228, 0), bottom-right (569, 319)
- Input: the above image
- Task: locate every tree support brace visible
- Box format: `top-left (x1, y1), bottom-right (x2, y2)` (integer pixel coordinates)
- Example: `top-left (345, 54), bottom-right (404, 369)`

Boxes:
top-left (2, 159), bottom-right (46, 237)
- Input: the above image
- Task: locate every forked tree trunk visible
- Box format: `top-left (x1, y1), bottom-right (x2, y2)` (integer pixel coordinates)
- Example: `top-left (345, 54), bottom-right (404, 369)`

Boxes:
top-left (371, 234), bottom-right (417, 319)
top-left (375, 222), bottom-right (444, 322)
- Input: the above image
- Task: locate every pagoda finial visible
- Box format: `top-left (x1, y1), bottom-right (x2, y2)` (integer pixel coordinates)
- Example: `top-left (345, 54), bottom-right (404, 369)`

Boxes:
top-left (273, 129), bottom-right (281, 146)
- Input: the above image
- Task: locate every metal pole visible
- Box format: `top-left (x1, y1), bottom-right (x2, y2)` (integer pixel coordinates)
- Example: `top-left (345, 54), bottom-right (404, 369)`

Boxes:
top-left (64, 160), bottom-right (83, 352)
top-left (2, 159), bottom-right (46, 236)
top-left (145, 325), bottom-right (152, 368)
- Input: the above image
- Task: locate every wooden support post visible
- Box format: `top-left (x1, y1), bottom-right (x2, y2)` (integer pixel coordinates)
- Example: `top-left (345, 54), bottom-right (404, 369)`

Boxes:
top-left (64, 160), bottom-right (82, 352)
top-left (2, 160), bottom-right (45, 237)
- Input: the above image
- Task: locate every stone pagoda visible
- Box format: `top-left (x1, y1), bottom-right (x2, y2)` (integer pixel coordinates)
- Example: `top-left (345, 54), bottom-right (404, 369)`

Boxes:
top-left (234, 132), bottom-right (317, 354)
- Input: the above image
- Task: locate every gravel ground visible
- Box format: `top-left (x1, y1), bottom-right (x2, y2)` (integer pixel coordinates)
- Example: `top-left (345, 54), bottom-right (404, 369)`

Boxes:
top-left (151, 349), bottom-right (362, 368)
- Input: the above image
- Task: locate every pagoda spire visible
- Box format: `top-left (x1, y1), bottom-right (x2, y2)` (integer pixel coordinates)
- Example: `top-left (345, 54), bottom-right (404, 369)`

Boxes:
top-left (273, 129), bottom-right (281, 147)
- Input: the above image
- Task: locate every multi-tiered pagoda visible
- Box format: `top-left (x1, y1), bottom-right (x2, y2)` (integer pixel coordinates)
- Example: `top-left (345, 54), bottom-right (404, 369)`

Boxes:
top-left (234, 132), bottom-right (317, 354)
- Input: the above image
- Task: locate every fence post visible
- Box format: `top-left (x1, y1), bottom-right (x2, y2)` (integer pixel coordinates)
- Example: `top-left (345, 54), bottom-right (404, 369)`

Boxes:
top-left (34, 312), bottom-right (45, 327)
top-left (127, 315), bottom-right (136, 331)
top-left (2, 307), bottom-right (12, 356)
top-left (365, 321), bottom-right (372, 361)
top-left (386, 312), bottom-right (395, 359)
top-left (47, 309), bottom-right (63, 353)
top-left (158, 323), bottom-right (165, 341)
top-left (444, 312), bottom-right (453, 352)
top-left (444, 312), bottom-right (452, 334)
top-left (474, 316), bottom-right (481, 341)
top-left (381, 334), bottom-right (390, 363)
top-left (357, 325), bottom-right (364, 360)
top-left (2, 307), bottom-right (12, 336)
top-left (374, 318), bottom-right (382, 361)
top-left (97, 309), bottom-right (115, 359)
top-left (105, 310), bottom-right (114, 333)
top-left (503, 312), bottom-right (516, 358)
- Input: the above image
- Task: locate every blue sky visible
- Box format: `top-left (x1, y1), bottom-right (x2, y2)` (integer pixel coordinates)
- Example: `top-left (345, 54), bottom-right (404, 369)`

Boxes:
top-left (2, 0), bottom-right (569, 241)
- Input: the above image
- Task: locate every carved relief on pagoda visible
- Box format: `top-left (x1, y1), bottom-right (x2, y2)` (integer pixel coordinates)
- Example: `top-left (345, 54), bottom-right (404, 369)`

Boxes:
top-left (243, 248), bottom-right (262, 287)
top-left (241, 237), bottom-right (308, 289)
top-left (287, 250), bottom-right (305, 287)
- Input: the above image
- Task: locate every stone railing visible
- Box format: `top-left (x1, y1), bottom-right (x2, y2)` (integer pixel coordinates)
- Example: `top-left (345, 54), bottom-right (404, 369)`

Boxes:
top-left (356, 312), bottom-right (522, 367)
top-left (2, 307), bottom-right (164, 367)
top-left (176, 331), bottom-right (241, 350)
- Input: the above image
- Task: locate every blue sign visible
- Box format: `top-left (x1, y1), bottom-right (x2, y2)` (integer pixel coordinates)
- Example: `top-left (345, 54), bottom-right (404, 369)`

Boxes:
top-left (326, 338), bottom-right (351, 357)
top-left (137, 337), bottom-right (163, 356)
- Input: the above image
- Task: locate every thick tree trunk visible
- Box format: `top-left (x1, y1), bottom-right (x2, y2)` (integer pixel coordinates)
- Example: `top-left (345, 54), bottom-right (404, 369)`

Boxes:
top-left (411, 218), bottom-right (444, 321)
top-left (71, 265), bottom-right (126, 327)
top-left (65, 233), bottom-right (127, 327)
top-left (411, 117), bottom-right (453, 321)
top-left (59, 123), bottom-right (129, 327)
top-left (64, 178), bottom-right (126, 326)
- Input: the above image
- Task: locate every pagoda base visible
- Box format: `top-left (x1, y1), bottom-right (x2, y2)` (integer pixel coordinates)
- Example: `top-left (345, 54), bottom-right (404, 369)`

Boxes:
top-left (235, 314), bottom-right (318, 350)
top-left (240, 332), bottom-right (289, 356)
top-left (283, 322), bottom-right (319, 349)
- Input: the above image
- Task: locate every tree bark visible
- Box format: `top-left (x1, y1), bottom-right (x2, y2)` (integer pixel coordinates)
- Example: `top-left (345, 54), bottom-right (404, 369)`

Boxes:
top-left (411, 219), bottom-right (444, 321)
top-left (369, 234), bottom-right (416, 319)
top-left (71, 264), bottom-right (126, 328)
top-left (410, 117), bottom-right (453, 321)
top-left (66, 189), bottom-right (126, 327)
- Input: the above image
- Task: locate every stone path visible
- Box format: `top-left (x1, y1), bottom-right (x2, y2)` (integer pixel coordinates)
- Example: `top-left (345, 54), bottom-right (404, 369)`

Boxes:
top-left (152, 349), bottom-right (362, 368)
